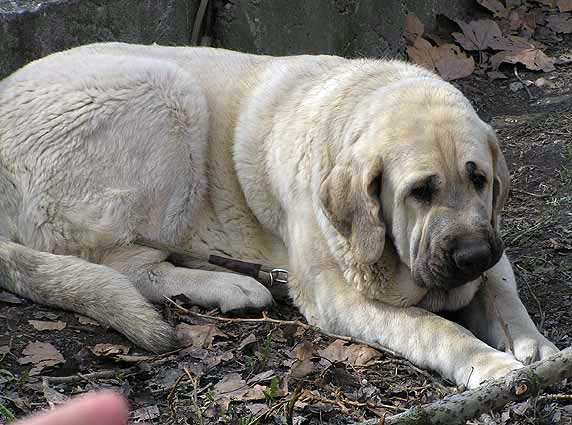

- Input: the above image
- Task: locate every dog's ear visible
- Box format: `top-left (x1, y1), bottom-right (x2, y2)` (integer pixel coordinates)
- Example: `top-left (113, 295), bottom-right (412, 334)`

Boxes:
top-left (489, 132), bottom-right (510, 230)
top-left (319, 157), bottom-right (385, 264)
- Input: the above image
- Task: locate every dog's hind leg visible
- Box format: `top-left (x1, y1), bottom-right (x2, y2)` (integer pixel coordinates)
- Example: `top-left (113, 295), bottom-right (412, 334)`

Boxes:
top-left (102, 246), bottom-right (274, 314)
top-left (0, 238), bottom-right (177, 353)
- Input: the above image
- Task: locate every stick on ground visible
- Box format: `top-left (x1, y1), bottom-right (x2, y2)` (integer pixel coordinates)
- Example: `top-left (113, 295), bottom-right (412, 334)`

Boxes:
top-left (358, 347), bottom-right (572, 425)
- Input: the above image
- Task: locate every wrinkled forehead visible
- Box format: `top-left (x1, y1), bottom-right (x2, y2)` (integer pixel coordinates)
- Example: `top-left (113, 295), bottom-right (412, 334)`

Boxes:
top-left (379, 109), bottom-right (495, 185)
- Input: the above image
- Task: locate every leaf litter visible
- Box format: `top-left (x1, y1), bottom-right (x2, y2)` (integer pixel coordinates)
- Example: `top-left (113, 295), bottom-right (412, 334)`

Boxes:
top-left (406, 0), bottom-right (572, 78)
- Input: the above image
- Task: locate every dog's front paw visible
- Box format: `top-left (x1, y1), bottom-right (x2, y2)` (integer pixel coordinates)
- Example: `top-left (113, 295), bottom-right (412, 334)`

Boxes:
top-left (216, 275), bottom-right (274, 313)
top-left (512, 333), bottom-right (559, 364)
top-left (462, 351), bottom-right (524, 389)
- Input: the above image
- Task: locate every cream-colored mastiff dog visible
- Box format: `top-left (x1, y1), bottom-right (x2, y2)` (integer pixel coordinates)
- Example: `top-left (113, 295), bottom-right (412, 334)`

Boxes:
top-left (0, 43), bottom-right (557, 388)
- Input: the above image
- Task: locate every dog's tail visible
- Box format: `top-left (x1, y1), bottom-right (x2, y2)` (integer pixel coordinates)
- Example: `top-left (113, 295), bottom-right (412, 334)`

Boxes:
top-left (0, 238), bottom-right (177, 353)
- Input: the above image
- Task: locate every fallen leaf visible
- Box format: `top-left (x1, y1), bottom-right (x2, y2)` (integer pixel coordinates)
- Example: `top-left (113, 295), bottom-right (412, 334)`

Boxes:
top-left (488, 35), bottom-right (545, 52)
top-left (546, 13), bottom-right (572, 33)
top-left (91, 343), bottom-right (130, 357)
top-left (491, 48), bottom-right (555, 72)
top-left (477, 0), bottom-right (506, 15)
top-left (289, 342), bottom-right (316, 379)
top-left (28, 320), bottom-right (67, 331)
top-left (404, 14), bottom-right (424, 43)
top-left (453, 19), bottom-right (503, 51)
top-left (247, 369), bottom-right (276, 385)
top-left (238, 333), bottom-right (257, 350)
top-left (76, 315), bottom-right (100, 326)
top-left (131, 405), bottom-right (160, 423)
top-left (487, 70), bottom-right (509, 80)
top-left (319, 340), bottom-right (382, 366)
top-left (214, 373), bottom-right (249, 411)
top-left (558, 0), bottom-right (572, 11)
top-left (0, 291), bottom-right (23, 304)
top-left (205, 351), bottom-right (234, 368)
top-left (18, 342), bottom-right (65, 375)
top-left (175, 323), bottom-right (227, 349)
top-left (531, 0), bottom-right (556, 6)
top-left (42, 380), bottom-right (69, 408)
top-left (407, 38), bottom-right (475, 80)
top-left (246, 403), bottom-right (269, 416)
top-left (436, 54), bottom-right (475, 81)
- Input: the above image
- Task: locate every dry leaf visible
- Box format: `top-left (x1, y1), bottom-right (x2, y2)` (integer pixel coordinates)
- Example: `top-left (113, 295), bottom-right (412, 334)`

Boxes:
top-left (477, 0), bottom-right (506, 15)
top-left (558, 0), bottom-right (572, 12)
top-left (531, 0), bottom-right (556, 6)
top-left (76, 315), bottom-right (100, 326)
top-left (247, 369), bottom-right (276, 385)
top-left (546, 13), bottom-right (572, 33)
top-left (28, 320), bottom-right (67, 331)
top-left (491, 48), bottom-right (555, 71)
top-left (42, 380), bottom-right (69, 408)
top-left (453, 20), bottom-right (503, 51)
top-left (214, 373), bottom-right (249, 411)
top-left (406, 37), bottom-right (435, 70)
top-left (175, 323), bottom-right (227, 349)
top-left (436, 55), bottom-right (475, 81)
top-left (238, 333), bottom-right (257, 350)
top-left (407, 38), bottom-right (475, 80)
top-left (289, 342), bottom-right (316, 379)
top-left (91, 343), bottom-right (130, 357)
top-left (131, 405), bottom-right (160, 423)
top-left (205, 351), bottom-right (234, 368)
top-left (319, 340), bottom-right (382, 366)
top-left (404, 14), bottom-right (424, 43)
top-left (18, 341), bottom-right (65, 375)
top-left (488, 35), bottom-right (544, 52)
top-left (487, 71), bottom-right (509, 80)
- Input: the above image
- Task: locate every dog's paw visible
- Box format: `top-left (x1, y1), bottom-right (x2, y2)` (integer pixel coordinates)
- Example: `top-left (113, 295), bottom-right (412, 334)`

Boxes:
top-left (512, 333), bottom-right (559, 364)
top-left (463, 351), bottom-right (524, 389)
top-left (216, 275), bottom-right (274, 313)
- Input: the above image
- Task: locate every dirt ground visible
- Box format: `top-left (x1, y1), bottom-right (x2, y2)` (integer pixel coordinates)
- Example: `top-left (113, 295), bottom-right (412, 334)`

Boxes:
top-left (1, 47), bottom-right (572, 425)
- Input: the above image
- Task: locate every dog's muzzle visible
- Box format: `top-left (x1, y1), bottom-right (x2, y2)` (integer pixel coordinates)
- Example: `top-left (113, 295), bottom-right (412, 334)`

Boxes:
top-left (414, 230), bottom-right (504, 289)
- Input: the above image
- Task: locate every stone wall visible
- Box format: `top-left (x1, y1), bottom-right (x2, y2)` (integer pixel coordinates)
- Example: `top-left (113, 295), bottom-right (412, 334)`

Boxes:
top-left (0, 0), bottom-right (475, 79)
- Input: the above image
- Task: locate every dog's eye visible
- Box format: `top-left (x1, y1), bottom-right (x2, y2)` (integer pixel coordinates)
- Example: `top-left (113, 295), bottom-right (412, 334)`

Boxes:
top-left (466, 161), bottom-right (487, 191)
top-left (471, 173), bottom-right (487, 191)
top-left (410, 180), bottom-right (436, 203)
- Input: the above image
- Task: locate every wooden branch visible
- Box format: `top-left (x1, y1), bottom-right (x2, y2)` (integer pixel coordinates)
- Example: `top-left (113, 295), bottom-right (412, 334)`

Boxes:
top-left (165, 297), bottom-right (402, 359)
top-left (357, 347), bottom-right (572, 425)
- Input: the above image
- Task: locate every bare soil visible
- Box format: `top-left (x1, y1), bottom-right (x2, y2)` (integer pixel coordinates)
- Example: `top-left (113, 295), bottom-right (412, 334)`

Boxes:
top-left (1, 54), bottom-right (572, 425)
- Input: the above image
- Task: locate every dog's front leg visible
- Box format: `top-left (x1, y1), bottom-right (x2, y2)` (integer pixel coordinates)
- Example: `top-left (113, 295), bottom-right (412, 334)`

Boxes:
top-left (301, 268), bottom-right (525, 388)
top-left (454, 253), bottom-right (558, 364)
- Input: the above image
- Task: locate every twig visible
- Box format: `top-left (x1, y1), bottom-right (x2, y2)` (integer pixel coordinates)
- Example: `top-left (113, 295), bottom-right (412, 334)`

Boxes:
top-left (513, 66), bottom-right (534, 100)
top-left (184, 368), bottom-right (205, 425)
top-left (511, 189), bottom-right (552, 198)
top-left (300, 390), bottom-right (403, 414)
top-left (540, 393), bottom-right (572, 401)
top-left (41, 367), bottom-right (138, 384)
top-left (287, 383), bottom-right (304, 425)
top-left (356, 347), bottom-right (572, 425)
top-left (166, 297), bottom-right (400, 359)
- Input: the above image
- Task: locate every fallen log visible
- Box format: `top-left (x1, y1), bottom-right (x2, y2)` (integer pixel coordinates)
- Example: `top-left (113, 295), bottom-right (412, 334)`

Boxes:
top-left (358, 347), bottom-right (571, 425)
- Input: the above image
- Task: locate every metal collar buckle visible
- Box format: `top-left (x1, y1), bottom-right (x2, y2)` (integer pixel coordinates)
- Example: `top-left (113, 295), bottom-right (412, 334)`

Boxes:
top-left (268, 268), bottom-right (288, 286)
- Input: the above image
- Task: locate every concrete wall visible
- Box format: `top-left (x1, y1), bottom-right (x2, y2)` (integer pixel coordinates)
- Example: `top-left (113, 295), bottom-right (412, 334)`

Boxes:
top-left (0, 0), bottom-right (475, 79)
top-left (214, 0), bottom-right (475, 58)
top-left (0, 0), bottom-right (198, 78)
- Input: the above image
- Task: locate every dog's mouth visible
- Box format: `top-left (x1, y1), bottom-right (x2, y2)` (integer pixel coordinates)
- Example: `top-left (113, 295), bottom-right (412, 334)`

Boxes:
top-left (412, 232), bottom-right (504, 290)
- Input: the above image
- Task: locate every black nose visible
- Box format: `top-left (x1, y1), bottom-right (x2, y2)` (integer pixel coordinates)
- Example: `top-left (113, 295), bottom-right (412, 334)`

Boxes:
top-left (453, 238), bottom-right (492, 274)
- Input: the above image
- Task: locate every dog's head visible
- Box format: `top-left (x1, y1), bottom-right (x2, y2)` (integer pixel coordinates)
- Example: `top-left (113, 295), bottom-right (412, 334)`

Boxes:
top-left (319, 79), bottom-right (509, 291)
